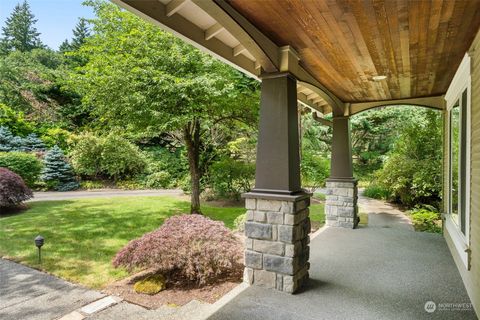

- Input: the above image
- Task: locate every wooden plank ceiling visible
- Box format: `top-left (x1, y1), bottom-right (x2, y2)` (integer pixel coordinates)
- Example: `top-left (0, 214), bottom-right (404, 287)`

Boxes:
top-left (228, 0), bottom-right (480, 103)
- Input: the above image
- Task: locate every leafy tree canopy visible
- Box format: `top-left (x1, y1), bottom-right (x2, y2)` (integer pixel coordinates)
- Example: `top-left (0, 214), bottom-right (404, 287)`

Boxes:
top-left (70, 1), bottom-right (257, 135)
top-left (68, 0), bottom-right (259, 213)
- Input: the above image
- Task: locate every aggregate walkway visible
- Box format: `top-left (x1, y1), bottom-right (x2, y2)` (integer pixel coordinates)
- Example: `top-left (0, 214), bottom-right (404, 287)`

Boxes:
top-left (0, 258), bottom-right (229, 320)
top-left (0, 259), bottom-right (104, 320)
top-left (208, 196), bottom-right (477, 320)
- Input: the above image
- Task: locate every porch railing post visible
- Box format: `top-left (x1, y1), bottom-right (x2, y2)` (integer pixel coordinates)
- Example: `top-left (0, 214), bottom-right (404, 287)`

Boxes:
top-left (325, 116), bottom-right (359, 228)
top-left (242, 72), bottom-right (311, 293)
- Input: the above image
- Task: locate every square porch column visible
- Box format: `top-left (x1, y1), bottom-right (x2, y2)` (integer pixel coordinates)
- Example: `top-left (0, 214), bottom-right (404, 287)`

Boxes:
top-left (242, 72), bottom-right (310, 293)
top-left (325, 116), bottom-right (359, 228)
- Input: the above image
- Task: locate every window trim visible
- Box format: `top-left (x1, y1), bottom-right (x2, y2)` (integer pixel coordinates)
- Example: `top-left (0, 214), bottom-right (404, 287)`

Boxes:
top-left (445, 53), bottom-right (471, 269)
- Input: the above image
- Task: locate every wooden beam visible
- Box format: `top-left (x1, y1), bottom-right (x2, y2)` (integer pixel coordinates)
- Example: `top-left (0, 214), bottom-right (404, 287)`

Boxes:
top-left (297, 75), bottom-right (345, 116)
top-left (297, 92), bottom-right (325, 114)
top-left (233, 44), bottom-right (247, 57)
top-left (312, 97), bottom-right (323, 104)
top-left (349, 95), bottom-right (445, 115)
top-left (166, 0), bottom-right (189, 17)
top-left (312, 112), bottom-right (333, 127)
top-left (113, 0), bottom-right (258, 78)
top-left (205, 23), bottom-right (224, 40)
top-left (195, 0), bottom-right (278, 72)
top-left (297, 87), bottom-right (309, 94)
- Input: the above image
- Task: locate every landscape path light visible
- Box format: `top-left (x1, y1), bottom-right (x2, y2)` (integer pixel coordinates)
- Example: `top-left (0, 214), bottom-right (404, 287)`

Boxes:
top-left (34, 235), bottom-right (44, 263)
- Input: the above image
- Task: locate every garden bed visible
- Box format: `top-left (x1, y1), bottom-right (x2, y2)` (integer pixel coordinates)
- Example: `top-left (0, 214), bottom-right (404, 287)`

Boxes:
top-left (104, 270), bottom-right (241, 308)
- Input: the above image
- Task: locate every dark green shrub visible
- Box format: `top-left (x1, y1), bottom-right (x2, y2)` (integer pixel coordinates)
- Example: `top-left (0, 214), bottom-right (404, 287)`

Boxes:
top-left (100, 134), bottom-right (146, 180)
top-left (69, 133), bottom-right (102, 177)
top-left (41, 146), bottom-right (79, 191)
top-left (70, 132), bottom-right (146, 180)
top-left (409, 208), bottom-right (442, 233)
top-left (208, 158), bottom-right (254, 200)
top-left (0, 151), bottom-right (42, 187)
top-left (142, 146), bottom-right (188, 186)
top-left (363, 183), bottom-right (389, 200)
top-left (144, 171), bottom-right (171, 189)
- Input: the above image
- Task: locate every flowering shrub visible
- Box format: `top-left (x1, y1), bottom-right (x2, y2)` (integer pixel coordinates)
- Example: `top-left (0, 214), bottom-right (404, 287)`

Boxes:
top-left (113, 214), bottom-right (243, 285)
top-left (0, 167), bottom-right (33, 208)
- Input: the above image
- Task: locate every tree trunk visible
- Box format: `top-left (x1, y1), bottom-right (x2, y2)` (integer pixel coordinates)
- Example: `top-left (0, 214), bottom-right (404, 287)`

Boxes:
top-left (184, 119), bottom-right (202, 214)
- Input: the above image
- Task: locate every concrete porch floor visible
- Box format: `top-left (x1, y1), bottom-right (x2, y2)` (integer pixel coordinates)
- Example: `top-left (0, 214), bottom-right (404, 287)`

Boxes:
top-left (208, 198), bottom-right (477, 320)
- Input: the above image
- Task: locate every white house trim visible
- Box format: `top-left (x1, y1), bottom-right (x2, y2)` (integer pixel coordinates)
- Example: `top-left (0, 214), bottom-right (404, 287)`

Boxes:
top-left (445, 53), bottom-right (472, 270)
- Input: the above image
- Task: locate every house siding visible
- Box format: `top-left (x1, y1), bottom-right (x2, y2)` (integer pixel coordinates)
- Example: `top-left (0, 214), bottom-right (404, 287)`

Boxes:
top-left (469, 27), bottom-right (480, 313)
top-left (445, 27), bottom-right (480, 316)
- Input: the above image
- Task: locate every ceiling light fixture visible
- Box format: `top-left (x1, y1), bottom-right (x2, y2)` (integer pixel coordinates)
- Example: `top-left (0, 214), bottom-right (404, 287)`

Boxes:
top-left (372, 75), bottom-right (387, 81)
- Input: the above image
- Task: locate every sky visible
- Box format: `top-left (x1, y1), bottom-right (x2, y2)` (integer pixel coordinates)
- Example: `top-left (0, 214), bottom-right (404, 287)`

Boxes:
top-left (0, 0), bottom-right (96, 50)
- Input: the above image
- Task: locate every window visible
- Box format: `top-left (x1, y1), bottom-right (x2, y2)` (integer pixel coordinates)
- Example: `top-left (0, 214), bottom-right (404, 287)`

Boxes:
top-left (450, 101), bottom-right (460, 226)
top-left (445, 53), bottom-right (471, 269)
top-left (449, 90), bottom-right (467, 235)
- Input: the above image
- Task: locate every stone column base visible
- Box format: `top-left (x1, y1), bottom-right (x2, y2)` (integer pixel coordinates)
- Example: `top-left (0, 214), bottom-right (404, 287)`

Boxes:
top-left (325, 179), bottom-right (358, 229)
top-left (242, 192), bottom-right (311, 293)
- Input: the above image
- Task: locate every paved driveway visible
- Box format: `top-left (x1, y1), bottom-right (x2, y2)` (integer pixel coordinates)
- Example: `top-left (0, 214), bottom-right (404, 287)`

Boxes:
top-left (30, 189), bottom-right (184, 202)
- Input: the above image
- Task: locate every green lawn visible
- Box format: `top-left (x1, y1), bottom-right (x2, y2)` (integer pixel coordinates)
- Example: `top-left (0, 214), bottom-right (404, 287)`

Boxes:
top-left (0, 196), bottom-right (324, 289)
top-left (310, 203), bottom-right (325, 225)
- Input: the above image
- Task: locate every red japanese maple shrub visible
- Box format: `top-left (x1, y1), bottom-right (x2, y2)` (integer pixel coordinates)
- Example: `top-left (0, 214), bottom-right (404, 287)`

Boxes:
top-left (113, 214), bottom-right (243, 285)
top-left (0, 167), bottom-right (33, 209)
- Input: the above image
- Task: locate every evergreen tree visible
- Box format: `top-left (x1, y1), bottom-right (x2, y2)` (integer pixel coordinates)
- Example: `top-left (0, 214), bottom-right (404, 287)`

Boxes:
top-left (10, 136), bottom-right (25, 151)
top-left (58, 39), bottom-right (71, 53)
top-left (0, 126), bottom-right (15, 151)
top-left (70, 18), bottom-right (90, 50)
top-left (0, 126), bottom-right (25, 151)
top-left (41, 146), bottom-right (79, 191)
top-left (0, 1), bottom-right (43, 53)
top-left (22, 133), bottom-right (45, 152)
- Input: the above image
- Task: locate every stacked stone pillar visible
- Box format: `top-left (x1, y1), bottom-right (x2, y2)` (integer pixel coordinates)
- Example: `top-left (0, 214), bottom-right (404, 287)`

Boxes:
top-left (243, 72), bottom-right (310, 293)
top-left (243, 194), bottom-right (310, 293)
top-left (325, 179), bottom-right (358, 228)
top-left (325, 116), bottom-right (359, 228)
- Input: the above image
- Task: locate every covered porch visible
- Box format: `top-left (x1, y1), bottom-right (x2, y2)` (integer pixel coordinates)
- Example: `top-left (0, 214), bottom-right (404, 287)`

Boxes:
top-left (209, 196), bottom-right (476, 319)
top-left (112, 0), bottom-right (480, 318)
